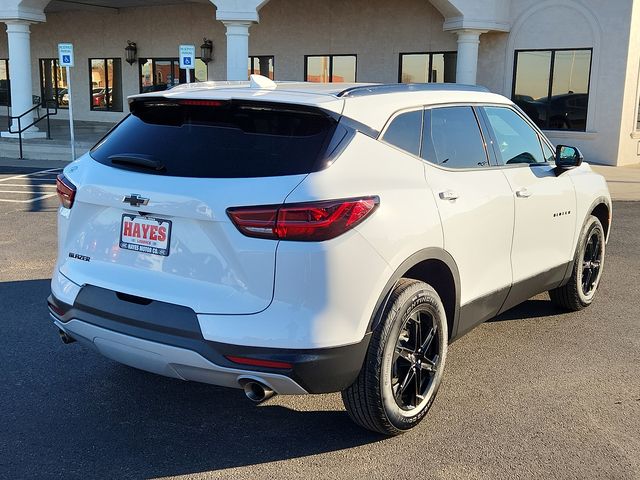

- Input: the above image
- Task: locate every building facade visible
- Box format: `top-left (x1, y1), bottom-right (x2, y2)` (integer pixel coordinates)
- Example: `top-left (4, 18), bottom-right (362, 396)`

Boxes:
top-left (0, 0), bottom-right (639, 166)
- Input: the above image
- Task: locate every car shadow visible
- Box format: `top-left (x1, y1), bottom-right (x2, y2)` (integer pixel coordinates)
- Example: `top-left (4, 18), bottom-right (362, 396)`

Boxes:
top-left (1, 279), bottom-right (384, 479)
top-left (488, 298), bottom-right (567, 323)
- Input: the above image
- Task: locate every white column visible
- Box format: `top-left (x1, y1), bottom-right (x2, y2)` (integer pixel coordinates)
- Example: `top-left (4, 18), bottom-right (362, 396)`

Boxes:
top-left (2, 20), bottom-right (43, 137)
top-left (454, 29), bottom-right (486, 85)
top-left (223, 21), bottom-right (251, 81)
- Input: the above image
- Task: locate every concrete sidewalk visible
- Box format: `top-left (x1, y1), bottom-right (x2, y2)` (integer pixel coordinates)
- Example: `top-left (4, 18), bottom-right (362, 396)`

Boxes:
top-left (592, 163), bottom-right (640, 201)
top-left (0, 116), bottom-right (113, 162)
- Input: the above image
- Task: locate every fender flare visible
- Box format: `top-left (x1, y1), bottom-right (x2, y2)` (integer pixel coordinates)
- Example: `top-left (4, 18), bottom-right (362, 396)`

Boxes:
top-left (367, 247), bottom-right (461, 338)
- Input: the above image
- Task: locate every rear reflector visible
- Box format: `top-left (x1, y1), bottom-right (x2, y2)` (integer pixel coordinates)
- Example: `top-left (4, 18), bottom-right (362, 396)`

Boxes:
top-left (225, 355), bottom-right (293, 370)
top-left (56, 174), bottom-right (76, 209)
top-left (227, 196), bottom-right (379, 241)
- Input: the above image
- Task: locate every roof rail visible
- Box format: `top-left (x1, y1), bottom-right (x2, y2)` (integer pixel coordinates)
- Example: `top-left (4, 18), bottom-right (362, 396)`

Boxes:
top-left (336, 83), bottom-right (491, 98)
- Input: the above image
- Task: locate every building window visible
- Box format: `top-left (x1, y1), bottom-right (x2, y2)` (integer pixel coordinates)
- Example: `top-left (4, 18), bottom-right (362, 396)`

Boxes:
top-left (39, 58), bottom-right (69, 109)
top-left (0, 59), bottom-right (9, 106)
top-left (512, 49), bottom-right (592, 131)
top-left (249, 56), bottom-right (275, 79)
top-left (305, 55), bottom-right (356, 83)
top-left (139, 57), bottom-right (208, 93)
top-left (399, 52), bottom-right (457, 83)
top-left (89, 58), bottom-right (123, 112)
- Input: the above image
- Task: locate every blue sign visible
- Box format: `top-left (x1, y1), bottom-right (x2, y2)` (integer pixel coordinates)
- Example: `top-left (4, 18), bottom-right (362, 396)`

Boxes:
top-left (58, 43), bottom-right (74, 67)
top-left (179, 45), bottom-right (196, 70)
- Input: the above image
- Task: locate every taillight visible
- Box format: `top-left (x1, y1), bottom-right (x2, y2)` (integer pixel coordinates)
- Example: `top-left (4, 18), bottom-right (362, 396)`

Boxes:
top-left (56, 174), bottom-right (76, 209)
top-left (227, 196), bottom-right (379, 241)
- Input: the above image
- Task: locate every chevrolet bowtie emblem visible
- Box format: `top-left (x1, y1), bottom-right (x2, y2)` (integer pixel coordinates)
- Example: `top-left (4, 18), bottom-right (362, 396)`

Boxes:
top-left (123, 194), bottom-right (149, 207)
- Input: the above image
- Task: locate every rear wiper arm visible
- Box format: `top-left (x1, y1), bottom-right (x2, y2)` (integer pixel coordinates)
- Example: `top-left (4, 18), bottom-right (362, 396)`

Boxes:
top-left (109, 154), bottom-right (165, 172)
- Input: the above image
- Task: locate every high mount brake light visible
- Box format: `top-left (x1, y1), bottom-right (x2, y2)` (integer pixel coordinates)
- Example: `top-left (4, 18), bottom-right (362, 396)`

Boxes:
top-left (227, 196), bottom-right (380, 241)
top-left (56, 174), bottom-right (76, 209)
top-left (178, 100), bottom-right (227, 107)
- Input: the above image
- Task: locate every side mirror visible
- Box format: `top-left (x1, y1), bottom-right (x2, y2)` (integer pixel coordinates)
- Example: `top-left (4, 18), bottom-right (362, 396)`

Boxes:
top-left (555, 144), bottom-right (583, 169)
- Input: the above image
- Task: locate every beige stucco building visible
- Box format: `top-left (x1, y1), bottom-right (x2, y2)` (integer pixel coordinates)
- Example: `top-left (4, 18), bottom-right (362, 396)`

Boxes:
top-left (0, 0), bottom-right (639, 166)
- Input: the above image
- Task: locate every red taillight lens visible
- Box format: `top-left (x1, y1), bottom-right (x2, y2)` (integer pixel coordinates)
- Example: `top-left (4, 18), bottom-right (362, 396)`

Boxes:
top-left (225, 355), bottom-right (293, 370)
top-left (227, 196), bottom-right (379, 241)
top-left (56, 174), bottom-right (76, 209)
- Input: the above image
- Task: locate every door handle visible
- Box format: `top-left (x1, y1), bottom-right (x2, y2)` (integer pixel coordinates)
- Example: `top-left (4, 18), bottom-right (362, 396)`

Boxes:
top-left (439, 190), bottom-right (459, 201)
top-left (515, 187), bottom-right (532, 198)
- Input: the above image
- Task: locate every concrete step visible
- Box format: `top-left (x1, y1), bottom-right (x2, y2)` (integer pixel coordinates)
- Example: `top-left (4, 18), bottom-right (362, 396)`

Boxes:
top-left (0, 139), bottom-right (93, 161)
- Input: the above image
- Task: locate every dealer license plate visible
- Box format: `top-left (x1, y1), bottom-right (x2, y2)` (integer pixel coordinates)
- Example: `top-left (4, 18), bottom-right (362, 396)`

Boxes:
top-left (120, 214), bottom-right (172, 256)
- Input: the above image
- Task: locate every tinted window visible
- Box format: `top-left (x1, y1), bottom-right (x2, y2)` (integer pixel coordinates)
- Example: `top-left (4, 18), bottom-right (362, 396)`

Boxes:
top-left (91, 100), bottom-right (337, 178)
top-left (423, 106), bottom-right (488, 169)
top-left (542, 141), bottom-right (555, 162)
top-left (381, 110), bottom-right (423, 156)
top-left (399, 52), bottom-right (457, 83)
top-left (512, 49), bottom-right (591, 131)
top-left (483, 107), bottom-right (545, 165)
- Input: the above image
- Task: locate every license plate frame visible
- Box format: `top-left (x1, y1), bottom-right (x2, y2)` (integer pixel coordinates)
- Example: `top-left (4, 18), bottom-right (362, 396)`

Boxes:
top-left (119, 214), bottom-right (172, 257)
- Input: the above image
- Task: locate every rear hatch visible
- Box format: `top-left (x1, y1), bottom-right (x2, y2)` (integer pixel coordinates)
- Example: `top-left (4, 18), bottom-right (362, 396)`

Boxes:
top-left (59, 97), bottom-right (340, 314)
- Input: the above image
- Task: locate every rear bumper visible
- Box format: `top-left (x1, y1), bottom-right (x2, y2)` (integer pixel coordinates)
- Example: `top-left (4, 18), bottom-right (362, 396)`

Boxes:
top-left (48, 286), bottom-right (371, 394)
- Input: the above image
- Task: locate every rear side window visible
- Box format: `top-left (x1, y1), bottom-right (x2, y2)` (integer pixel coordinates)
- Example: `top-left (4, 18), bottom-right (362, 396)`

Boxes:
top-left (381, 109), bottom-right (423, 156)
top-left (483, 106), bottom-right (545, 165)
top-left (423, 106), bottom-right (488, 168)
top-left (90, 99), bottom-right (338, 178)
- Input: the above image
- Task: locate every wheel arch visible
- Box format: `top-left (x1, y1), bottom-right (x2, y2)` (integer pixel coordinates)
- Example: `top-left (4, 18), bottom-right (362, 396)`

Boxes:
top-left (589, 198), bottom-right (611, 241)
top-left (368, 248), bottom-right (461, 341)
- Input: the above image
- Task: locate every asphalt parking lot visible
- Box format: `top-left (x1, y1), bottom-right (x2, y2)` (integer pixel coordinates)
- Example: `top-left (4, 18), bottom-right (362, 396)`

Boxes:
top-left (0, 165), bottom-right (639, 480)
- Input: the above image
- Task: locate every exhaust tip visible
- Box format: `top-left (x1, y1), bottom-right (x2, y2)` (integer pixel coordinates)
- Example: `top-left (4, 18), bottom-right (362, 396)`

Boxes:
top-left (243, 381), bottom-right (275, 403)
top-left (58, 329), bottom-right (76, 345)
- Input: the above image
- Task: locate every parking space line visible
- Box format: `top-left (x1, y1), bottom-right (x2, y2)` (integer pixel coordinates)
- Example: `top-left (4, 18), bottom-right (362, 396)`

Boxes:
top-left (0, 168), bottom-right (62, 204)
top-left (0, 168), bottom-right (62, 183)
top-left (0, 189), bottom-right (58, 194)
top-left (0, 184), bottom-right (57, 188)
top-left (0, 193), bottom-right (58, 203)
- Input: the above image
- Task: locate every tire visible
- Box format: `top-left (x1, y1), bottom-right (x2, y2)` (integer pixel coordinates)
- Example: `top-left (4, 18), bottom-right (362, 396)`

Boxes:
top-left (341, 279), bottom-right (448, 436)
top-left (549, 215), bottom-right (605, 311)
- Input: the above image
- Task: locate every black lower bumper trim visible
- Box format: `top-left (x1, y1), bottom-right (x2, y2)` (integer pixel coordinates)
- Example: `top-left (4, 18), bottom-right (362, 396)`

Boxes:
top-left (49, 285), bottom-right (370, 393)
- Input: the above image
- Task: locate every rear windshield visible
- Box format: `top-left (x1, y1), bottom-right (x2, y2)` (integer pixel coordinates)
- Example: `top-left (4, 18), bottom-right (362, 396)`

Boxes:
top-left (90, 99), bottom-right (338, 178)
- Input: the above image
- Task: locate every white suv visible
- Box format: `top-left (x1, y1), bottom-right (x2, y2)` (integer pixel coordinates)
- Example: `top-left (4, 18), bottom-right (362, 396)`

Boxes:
top-left (50, 78), bottom-right (611, 435)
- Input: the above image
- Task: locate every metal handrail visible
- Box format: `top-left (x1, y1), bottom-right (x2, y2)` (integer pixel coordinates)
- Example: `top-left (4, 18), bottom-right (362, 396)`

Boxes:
top-left (6, 100), bottom-right (58, 159)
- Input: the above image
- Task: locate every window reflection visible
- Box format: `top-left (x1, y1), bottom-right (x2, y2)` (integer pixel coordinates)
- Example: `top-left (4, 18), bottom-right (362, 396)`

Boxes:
top-left (399, 52), bottom-right (457, 83)
top-left (331, 56), bottom-right (356, 83)
top-left (0, 59), bottom-right (8, 106)
top-left (306, 55), bottom-right (356, 83)
top-left (249, 56), bottom-right (275, 79)
top-left (39, 58), bottom-right (68, 109)
top-left (139, 58), bottom-right (208, 93)
top-left (90, 58), bottom-right (122, 112)
top-left (512, 49), bottom-right (591, 131)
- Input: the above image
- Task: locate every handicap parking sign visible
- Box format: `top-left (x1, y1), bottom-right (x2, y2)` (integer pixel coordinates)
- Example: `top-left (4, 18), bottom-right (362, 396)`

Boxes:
top-left (58, 43), bottom-right (74, 67)
top-left (179, 45), bottom-right (196, 69)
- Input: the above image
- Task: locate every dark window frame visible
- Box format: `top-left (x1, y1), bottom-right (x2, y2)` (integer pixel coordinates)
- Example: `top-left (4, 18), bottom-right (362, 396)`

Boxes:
top-left (0, 58), bottom-right (9, 107)
top-left (304, 54), bottom-right (357, 83)
top-left (249, 55), bottom-right (275, 79)
top-left (39, 58), bottom-right (68, 109)
top-left (398, 51), bottom-right (457, 83)
top-left (511, 47), bottom-right (593, 132)
top-left (88, 58), bottom-right (123, 112)
top-left (138, 57), bottom-right (209, 93)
